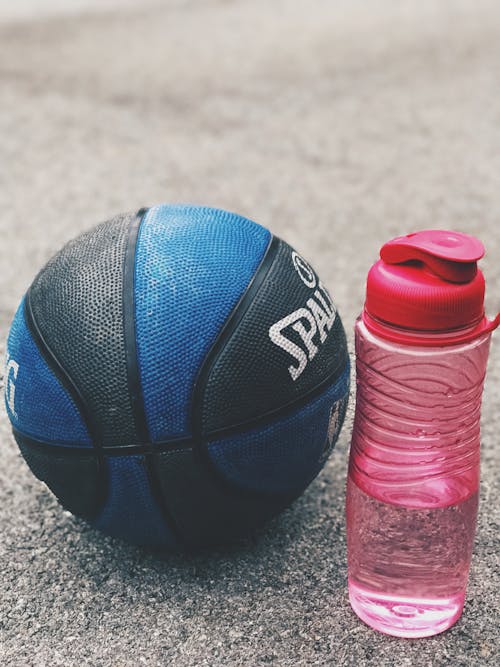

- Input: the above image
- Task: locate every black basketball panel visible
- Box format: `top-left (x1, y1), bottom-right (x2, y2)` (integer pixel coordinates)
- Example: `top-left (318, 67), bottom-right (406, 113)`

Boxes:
top-left (202, 239), bottom-right (349, 433)
top-left (28, 213), bottom-right (139, 447)
top-left (15, 434), bottom-right (102, 520)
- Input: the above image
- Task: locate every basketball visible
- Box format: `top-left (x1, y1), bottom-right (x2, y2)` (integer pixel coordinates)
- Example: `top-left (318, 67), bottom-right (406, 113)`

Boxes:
top-left (4, 204), bottom-right (350, 548)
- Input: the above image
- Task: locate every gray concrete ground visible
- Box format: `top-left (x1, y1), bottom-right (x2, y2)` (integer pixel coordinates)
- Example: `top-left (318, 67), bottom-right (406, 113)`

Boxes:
top-left (0, 1), bottom-right (499, 665)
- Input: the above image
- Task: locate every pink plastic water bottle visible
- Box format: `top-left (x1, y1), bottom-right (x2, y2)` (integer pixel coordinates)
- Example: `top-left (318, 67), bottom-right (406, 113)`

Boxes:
top-left (346, 230), bottom-right (499, 638)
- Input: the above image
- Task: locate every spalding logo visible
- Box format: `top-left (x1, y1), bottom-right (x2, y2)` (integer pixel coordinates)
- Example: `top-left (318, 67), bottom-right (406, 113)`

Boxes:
top-left (291, 251), bottom-right (317, 288)
top-left (269, 251), bottom-right (337, 381)
top-left (5, 355), bottom-right (19, 418)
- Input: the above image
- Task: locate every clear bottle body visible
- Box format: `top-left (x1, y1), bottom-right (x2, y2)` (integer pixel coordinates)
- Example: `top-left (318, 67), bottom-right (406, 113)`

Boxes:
top-left (346, 318), bottom-right (491, 637)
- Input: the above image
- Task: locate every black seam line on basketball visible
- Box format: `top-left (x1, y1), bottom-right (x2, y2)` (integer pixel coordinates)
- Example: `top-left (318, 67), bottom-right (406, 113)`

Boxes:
top-left (11, 427), bottom-right (316, 504)
top-left (190, 233), bottom-right (280, 435)
top-left (205, 356), bottom-right (350, 441)
top-left (122, 206), bottom-right (186, 546)
top-left (24, 291), bottom-right (103, 449)
top-left (188, 234), bottom-right (281, 499)
top-left (13, 356), bottom-right (349, 461)
top-left (10, 428), bottom-right (193, 457)
top-left (12, 428), bottom-right (101, 458)
top-left (23, 291), bottom-right (108, 518)
top-left (123, 207), bottom-right (151, 445)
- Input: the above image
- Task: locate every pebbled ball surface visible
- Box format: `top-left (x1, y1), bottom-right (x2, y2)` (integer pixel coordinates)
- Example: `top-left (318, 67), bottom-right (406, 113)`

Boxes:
top-left (28, 213), bottom-right (138, 446)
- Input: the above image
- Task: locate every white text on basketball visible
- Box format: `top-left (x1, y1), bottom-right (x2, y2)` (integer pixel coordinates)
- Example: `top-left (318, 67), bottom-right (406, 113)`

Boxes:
top-left (5, 356), bottom-right (19, 418)
top-left (269, 281), bottom-right (336, 381)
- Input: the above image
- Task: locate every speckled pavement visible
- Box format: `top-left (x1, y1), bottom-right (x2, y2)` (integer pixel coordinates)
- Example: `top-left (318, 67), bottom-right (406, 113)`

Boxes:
top-left (0, 1), bottom-right (499, 665)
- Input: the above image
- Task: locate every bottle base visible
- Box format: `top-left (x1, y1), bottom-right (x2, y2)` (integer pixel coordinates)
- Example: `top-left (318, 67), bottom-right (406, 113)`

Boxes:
top-left (348, 580), bottom-right (464, 638)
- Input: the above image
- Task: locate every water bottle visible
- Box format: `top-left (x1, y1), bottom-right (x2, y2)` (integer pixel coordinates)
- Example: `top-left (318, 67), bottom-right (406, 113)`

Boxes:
top-left (346, 230), bottom-right (499, 638)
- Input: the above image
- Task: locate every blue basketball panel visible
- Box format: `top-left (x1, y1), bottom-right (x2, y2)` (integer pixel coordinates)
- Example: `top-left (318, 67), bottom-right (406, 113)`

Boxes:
top-left (207, 363), bottom-right (350, 495)
top-left (4, 297), bottom-right (91, 446)
top-left (93, 456), bottom-right (177, 547)
top-left (134, 205), bottom-right (271, 441)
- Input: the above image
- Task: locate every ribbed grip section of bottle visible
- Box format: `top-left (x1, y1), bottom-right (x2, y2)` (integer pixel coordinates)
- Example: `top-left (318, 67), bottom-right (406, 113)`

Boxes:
top-left (349, 321), bottom-right (491, 509)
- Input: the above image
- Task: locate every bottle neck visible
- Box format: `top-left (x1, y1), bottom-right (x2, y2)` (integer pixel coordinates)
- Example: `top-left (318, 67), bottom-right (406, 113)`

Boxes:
top-left (362, 309), bottom-right (496, 347)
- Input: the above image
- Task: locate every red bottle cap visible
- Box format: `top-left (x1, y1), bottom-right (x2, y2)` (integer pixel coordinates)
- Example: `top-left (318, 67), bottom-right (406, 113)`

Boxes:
top-left (364, 230), bottom-right (500, 345)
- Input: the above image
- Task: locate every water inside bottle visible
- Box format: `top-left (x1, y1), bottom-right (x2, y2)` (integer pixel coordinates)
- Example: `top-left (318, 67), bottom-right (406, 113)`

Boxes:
top-left (346, 475), bottom-right (478, 638)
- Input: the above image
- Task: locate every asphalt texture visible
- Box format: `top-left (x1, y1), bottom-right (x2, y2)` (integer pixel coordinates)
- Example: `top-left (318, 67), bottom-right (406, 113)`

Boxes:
top-left (0, 1), bottom-right (499, 665)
